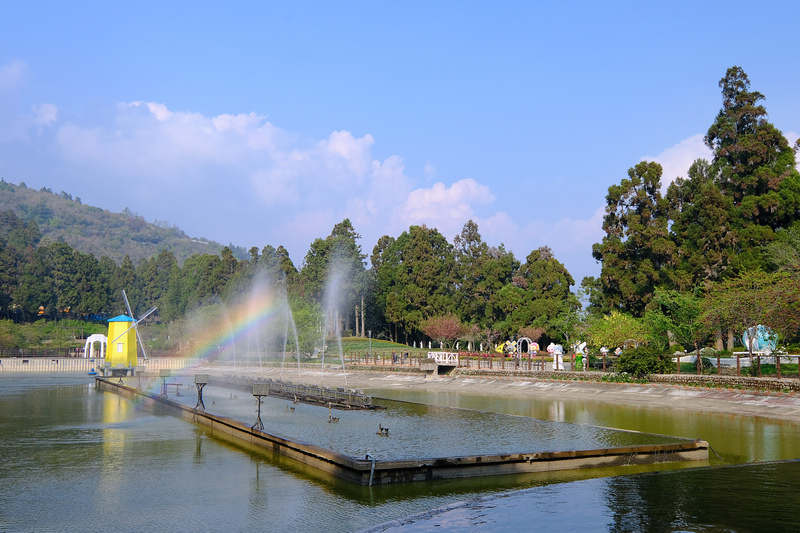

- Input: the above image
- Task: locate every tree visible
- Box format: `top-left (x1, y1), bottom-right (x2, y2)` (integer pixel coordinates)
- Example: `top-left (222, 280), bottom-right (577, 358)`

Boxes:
top-left (0, 241), bottom-right (21, 314)
top-left (300, 219), bottom-right (368, 336)
top-left (68, 251), bottom-right (109, 317)
top-left (592, 161), bottom-right (675, 316)
top-left (701, 270), bottom-right (800, 375)
top-left (137, 249), bottom-right (177, 311)
top-left (421, 314), bottom-right (463, 349)
top-left (646, 288), bottom-right (708, 374)
top-left (549, 305), bottom-right (584, 355)
top-left (286, 292), bottom-right (322, 355)
top-left (114, 255), bottom-right (137, 313)
top-left (765, 221), bottom-right (800, 272)
top-left (179, 253), bottom-right (224, 310)
top-left (578, 276), bottom-right (606, 318)
top-left (704, 66), bottom-right (800, 272)
top-left (495, 246), bottom-right (575, 339)
top-left (373, 225), bottom-right (455, 342)
top-left (521, 246), bottom-right (576, 336)
top-left (453, 221), bottom-right (518, 328)
top-left (586, 311), bottom-right (648, 354)
top-left (667, 159), bottom-right (736, 287)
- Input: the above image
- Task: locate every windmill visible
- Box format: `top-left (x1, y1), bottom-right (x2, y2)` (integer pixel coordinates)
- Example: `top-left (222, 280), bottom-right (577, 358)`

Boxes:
top-left (106, 290), bottom-right (157, 366)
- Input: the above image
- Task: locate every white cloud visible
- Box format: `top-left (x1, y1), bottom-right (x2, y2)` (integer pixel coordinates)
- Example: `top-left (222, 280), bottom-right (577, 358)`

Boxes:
top-left (395, 178), bottom-right (494, 240)
top-left (322, 130), bottom-right (374, 178)
top-left (4, 94), bottom-right (606, 280)
top-left (0, 59), bottom-right (26, 90)
top-left (645, 131), bottom-right (800, 181)
top-left (29, 97), bottom-right (605, 278)
top-left (478, 206), bottom-right (605, 281)
top-left (31, 103), bottom-right (57, 125)
top-left (643, 133), bottom-right (712, 190)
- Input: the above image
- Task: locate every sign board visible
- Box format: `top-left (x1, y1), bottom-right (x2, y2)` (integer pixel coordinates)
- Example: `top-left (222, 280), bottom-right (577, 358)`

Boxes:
top-left (253, 383), bottom-right (270, 396)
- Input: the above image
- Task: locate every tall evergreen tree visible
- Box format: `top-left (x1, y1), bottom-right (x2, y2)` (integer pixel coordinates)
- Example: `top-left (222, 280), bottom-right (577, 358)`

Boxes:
top-left (453, 220), bottom-right (518, 328)
top-left (299, 219), bottom-right (368, 335)
top-left (704, 66), bottom-right (800, 271)
top-left (592, 161), bottom-right (675, 316)
top-left (496, 246), bottom-right (575, 338)
top-left (374, 225), bottom-right (455, 342)
top-left (667, 158), bottom-right (736, 287)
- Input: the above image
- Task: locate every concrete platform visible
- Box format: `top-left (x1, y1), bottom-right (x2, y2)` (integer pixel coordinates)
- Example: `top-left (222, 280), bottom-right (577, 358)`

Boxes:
top-left (96, 377), bottom-right (708, 486)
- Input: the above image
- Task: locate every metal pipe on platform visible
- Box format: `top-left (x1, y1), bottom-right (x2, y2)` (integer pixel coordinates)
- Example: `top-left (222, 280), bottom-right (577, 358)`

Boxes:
top-left (365, 453), bottom-right (376, 486)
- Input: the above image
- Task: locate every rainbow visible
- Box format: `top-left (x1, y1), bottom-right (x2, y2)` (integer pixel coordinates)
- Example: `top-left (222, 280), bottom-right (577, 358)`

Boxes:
top-left (179, 287), bottom-right (290, 368)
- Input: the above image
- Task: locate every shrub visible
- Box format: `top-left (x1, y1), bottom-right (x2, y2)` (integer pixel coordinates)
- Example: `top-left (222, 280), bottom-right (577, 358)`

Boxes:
top-left (601, 372), bottom-right (635, 383)
top-left (615, 345), bottom-right (673, 377)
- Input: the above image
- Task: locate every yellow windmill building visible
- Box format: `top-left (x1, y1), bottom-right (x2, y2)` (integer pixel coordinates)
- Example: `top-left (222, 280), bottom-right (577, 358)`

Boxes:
top-left (107, 315), bottom-right (138, 367)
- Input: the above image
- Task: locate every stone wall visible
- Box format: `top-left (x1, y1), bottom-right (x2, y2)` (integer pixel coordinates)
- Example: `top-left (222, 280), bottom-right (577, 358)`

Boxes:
top-left (647, 374), bottom-right (800, 392)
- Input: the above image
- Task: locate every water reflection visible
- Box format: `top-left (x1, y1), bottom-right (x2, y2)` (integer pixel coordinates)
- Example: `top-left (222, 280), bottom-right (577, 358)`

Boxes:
top-left (367, 461), bottom-right (800, 532)
top-left (371, 388), bottom-right (800, 464)
top-left (549, 399), bottom-right (565, 422)
top-left (3, 375), bottom-right (800, 532)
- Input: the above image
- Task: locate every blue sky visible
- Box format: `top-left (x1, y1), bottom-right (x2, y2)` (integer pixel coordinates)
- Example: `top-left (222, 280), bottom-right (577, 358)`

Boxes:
top-left (1, 1), bottom-right (798, 283)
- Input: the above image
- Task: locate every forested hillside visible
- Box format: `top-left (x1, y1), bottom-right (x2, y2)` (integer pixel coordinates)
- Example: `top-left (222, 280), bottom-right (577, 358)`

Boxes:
top-left (0, 181), bottom-right (246, 265)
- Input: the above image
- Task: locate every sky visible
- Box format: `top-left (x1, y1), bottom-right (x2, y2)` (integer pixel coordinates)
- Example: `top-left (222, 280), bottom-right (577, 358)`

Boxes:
top-left (1, 1), bottom-right (798, 284)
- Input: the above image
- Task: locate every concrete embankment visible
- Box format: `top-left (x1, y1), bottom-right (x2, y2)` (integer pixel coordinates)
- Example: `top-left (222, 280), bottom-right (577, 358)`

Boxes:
top-left (8, 356), bottom-right (800, 393)
top-left (96, 377), bottom-right (708, 486)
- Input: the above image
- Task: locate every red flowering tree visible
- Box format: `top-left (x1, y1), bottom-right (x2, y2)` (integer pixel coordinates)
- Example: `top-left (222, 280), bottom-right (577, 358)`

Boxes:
top-left (421, 313), bottom-right (463, 349)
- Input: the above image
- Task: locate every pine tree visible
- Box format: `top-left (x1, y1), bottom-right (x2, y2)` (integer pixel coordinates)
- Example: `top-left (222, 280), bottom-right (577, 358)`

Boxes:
top-left (592, 161), bottom-right (675, 316)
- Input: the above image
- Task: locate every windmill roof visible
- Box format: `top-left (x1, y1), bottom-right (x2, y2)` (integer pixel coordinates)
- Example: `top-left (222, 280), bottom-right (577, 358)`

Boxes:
top-left (108, 314), bottom-right (134, 323)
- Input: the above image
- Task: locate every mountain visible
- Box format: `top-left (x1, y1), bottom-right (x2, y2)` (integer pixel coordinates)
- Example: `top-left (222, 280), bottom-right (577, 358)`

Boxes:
top-left (0, 180), bottom-right (247, 264)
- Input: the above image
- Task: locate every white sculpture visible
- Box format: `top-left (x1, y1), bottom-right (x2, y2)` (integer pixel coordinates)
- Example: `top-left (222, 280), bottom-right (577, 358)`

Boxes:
top-left (547, 342), bottom-right (564, 371)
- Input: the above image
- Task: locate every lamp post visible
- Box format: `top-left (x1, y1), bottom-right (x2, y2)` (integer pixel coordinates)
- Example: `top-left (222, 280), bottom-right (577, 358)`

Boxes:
top-left (368, 330), bottom-right (372, 360)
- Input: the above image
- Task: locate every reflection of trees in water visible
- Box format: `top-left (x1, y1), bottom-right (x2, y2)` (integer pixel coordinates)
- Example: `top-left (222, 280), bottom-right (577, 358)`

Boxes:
top-left (604, 472), bottom-right (686, 533)
top-left (603, 462), bottom-right (800, 532)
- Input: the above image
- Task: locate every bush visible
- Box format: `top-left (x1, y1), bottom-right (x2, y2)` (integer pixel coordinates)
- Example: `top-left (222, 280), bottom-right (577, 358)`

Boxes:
top-left (615, 345), bottom-right (673, 377)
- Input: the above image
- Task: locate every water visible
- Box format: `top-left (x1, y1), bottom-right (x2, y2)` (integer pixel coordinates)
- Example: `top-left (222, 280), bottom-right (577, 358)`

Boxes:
top-left (366, 460), bottom-right (800, 532)
top-left (154, 378), bottom-right (684, 460)
top-left (3, 374), bottom-right (800, 532)
top-left (371, 386), bottom-right (800, 465)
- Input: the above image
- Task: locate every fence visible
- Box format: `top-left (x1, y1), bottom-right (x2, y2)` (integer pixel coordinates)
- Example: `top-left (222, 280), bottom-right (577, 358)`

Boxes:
top-left (0, 356), bottom-right (190, 373)
top-left (348, 351), bottom-right (555, 371)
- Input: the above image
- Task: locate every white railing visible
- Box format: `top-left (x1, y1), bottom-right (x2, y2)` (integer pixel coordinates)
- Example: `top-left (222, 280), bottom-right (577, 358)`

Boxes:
top-left (428, 351), bottom-right (458, 365)
top-left (0, 356), bottom-right (191, 373)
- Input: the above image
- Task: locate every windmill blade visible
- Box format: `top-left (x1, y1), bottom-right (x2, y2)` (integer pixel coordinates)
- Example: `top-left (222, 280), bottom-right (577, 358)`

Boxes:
top-left (133, 306), bottom-right (157, 360)
top-left (138, 306), bottom-right (157, 322)
top-left (120, 290), bottom-right (158, 360)
top-left (122, 289), bottom-right (134, 318)
top-left (135, 327), bottom-right (149, 360)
